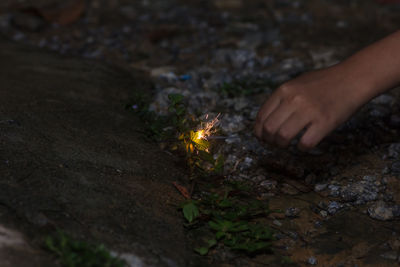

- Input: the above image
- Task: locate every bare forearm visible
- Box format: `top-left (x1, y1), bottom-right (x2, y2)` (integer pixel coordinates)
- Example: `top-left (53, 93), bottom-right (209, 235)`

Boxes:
top-left (340, 30), bottom-right (400, 101)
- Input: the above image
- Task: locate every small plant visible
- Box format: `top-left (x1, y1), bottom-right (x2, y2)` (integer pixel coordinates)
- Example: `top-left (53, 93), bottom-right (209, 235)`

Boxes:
top-left (45, 231), bottom-right (126, 267)
top-left (181, 181), bottom-right (274, 256)
top-left (129, 93), bottom-right (274, 258)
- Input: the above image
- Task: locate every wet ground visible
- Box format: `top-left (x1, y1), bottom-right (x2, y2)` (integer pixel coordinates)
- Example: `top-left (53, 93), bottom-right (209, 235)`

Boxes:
top-left (2, 0), bottom-right (400, 266)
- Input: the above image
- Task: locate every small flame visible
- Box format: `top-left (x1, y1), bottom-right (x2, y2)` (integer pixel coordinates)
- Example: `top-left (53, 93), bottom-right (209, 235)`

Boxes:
top-left (194, 114), bottom-right (220, 141)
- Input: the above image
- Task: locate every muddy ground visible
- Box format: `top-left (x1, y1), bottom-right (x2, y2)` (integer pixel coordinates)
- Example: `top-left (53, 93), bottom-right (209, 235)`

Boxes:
top-left (1, 0), bottom-right (400, 266)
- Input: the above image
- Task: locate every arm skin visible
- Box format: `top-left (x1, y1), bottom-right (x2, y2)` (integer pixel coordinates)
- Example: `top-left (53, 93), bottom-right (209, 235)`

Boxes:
top-left (254, 30), bottom-right (400, 151)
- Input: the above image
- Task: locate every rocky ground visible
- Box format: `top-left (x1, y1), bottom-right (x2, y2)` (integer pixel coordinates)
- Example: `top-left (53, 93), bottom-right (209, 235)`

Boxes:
top-left (2, 0), bottom-right (400, 266)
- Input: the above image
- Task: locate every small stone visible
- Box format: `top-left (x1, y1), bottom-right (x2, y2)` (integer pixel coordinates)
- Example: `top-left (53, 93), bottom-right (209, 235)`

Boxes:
top-left (273, 219), bottom-right (282, 226)
top-left (314, 220), bottom-right (323, 228)
top-left (314, 183), bottom-right (327, 192)
top-left (285, 207), bottom-right (300, 218)
top-left (328, 184), bottom-right (341, 197)
top-left (327, 201), bottom-right (341, 215)
top-left (380, 251), bottom-right (398, 261)
top-left (368, 200), bottom-right (394, 221)
top-left (320, 210), bottom-right (328, 217)
top-left (308, 256), bottom-right (317, 265)
top-left (259, 180), bottom-right (277, 191)
top-left (387, 143), bottom-right (400, 159)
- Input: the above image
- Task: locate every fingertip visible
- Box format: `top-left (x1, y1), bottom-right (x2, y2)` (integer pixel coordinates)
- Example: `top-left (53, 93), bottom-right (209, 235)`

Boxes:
top-left (298, 124), bottom-right (324, 151)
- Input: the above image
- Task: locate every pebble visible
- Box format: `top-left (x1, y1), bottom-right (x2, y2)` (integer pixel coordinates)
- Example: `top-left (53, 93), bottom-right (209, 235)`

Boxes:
top-left (320, 210), bottom-right (328, 217)
top-left (327, 201), bottom-right (341, 215)
top-left (328, 184), bottom-right (341, 197)
top-left (285, 207), bottom-right (300, 218)
top-left (259, 180), bottom-right (277, 191)
top-left (308, 256), bottom-right (317, 265)
top-left (387, 143), bottom-right (400, 159)
top-left (380, 251), bottom-right (398, 261)
top-left (314, 183), bottom-right (327, 192)
top-left (368, 200), bottom-right (394, 221)
top-left (273, 219), bottom-right (282, 226)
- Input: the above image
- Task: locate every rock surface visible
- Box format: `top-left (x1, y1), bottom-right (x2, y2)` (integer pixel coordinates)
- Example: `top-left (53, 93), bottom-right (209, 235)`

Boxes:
top-left (0, 38), bottom-right (199, 266)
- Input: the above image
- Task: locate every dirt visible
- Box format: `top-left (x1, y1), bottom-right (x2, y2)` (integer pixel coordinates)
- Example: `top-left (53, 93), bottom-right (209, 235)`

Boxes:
top-left (0, 37), bottom-right (204, 266)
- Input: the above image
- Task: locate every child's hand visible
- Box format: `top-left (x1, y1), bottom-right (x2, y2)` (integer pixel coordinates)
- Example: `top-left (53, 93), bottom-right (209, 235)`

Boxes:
top-left (254, 65), bottom-right (372, 151)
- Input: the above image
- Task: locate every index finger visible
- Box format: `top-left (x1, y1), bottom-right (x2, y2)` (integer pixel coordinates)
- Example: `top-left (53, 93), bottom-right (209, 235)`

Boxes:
top-left (254, 93), bottom-right (281, 139)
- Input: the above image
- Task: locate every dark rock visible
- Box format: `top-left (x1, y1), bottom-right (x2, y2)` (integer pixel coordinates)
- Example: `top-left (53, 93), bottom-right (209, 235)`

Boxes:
top-left (0, 39), bottom-right (201, 266)
top-left (327, 201), bottom-right (341, 214)
top-left (368, 201), bottom-right (394, 221)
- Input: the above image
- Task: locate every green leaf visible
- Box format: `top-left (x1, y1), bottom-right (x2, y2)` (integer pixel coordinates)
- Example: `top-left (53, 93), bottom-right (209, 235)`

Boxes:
top-left (207, 239), bottom-right (217, 248)
top-left (218, 199), bottom-right (233, 208)
top-left (198, 150), bottom-right (215, 163)
top-left (208, 220), bottom-right (222, 231)
top-left (176, 106), bottom-right (186, 116)
top-left (168, 93), bottom-right (184, 104)
top-left (183, 202), bottom-right (199, 223)
top-left (215, 231), bottom-right (225, 240)
top-left (194, 247), bottom-right (209, 256)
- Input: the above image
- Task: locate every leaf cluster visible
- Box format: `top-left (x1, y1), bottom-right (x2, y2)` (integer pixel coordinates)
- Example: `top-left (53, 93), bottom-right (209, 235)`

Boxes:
top-left (45, 231), bottom-right (126, 267)
top-left (181, 182), bottom-right (274, 256)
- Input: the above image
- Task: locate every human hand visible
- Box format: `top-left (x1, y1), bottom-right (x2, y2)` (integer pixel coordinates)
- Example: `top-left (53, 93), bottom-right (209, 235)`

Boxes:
top-left (254, 65), bottom-right (372, 150)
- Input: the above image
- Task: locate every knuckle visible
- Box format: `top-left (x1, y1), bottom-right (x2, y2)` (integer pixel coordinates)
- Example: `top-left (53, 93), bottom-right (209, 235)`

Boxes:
top-left (278, 84), bottom-right (292, 94)
top-left (263, 122), bottom-right (276, 135)
top-left (291, 95), bottom-right (305, 105)
top-left (277, 128), bottom-right (290, 141)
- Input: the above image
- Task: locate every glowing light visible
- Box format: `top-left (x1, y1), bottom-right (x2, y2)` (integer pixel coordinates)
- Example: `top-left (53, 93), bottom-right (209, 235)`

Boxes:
top-left (195, 130), bottom-right (205, 140)
top-left (194, 114), bottom-right (220, 141)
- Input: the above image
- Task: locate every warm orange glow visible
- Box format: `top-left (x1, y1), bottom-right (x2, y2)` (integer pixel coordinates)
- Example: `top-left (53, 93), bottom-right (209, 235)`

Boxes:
top-left (196, 114), bottom-right (220, 140)
top-left (195, 130), bottom-right (205, 140)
